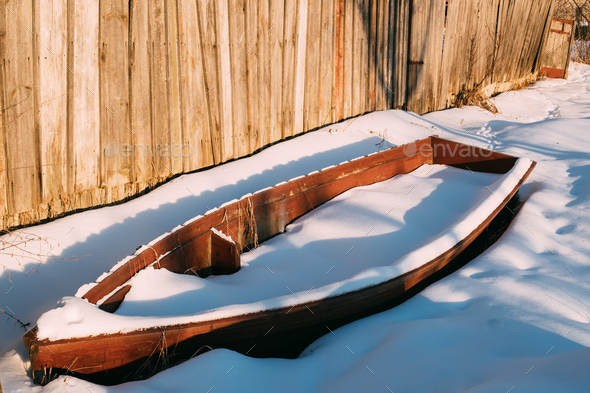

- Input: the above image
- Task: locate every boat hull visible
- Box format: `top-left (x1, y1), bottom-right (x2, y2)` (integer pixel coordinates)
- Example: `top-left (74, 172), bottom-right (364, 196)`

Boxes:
top-left (24, 137), bottom-right (535, 385)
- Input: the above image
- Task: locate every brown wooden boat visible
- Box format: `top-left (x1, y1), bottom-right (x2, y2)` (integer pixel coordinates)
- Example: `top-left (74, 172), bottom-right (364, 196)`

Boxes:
top-left (24, 136), bottom-right (536, 385)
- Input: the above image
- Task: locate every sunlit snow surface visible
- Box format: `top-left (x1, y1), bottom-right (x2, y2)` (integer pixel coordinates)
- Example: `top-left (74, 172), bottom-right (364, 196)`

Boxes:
top-left (1, 63), bottom-right (590, 392)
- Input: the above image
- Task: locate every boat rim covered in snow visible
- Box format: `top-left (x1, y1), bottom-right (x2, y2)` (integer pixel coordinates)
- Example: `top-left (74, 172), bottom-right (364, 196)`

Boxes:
top-left (24, 136), bottom-right (536, 385)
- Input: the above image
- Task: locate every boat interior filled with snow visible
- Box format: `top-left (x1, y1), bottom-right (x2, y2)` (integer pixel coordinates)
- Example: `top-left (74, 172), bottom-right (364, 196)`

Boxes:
top-left (24, 136), bottom-right (536, 385)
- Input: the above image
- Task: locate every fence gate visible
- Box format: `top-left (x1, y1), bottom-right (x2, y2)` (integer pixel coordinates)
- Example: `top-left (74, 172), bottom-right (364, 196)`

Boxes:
top-left (540, 18), bottom-right (576, 79)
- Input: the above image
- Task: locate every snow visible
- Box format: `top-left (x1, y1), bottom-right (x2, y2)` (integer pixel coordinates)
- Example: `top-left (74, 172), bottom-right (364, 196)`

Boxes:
top-left (210, 227), bottom-right (236, 244)
top-left (2, 62), bottom-right (590, 392)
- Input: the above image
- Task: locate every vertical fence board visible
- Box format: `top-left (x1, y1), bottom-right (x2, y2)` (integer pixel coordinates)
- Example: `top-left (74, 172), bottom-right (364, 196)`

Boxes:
top-left (333, 0), bottom-right (344, 121)
top-left (99, 0), bottom-right (131, 193)
top-left (258, 1), bottom-right (270, 148)
top-left (393, 0), bottom-right (409, 109)
top-left (129, 1), bottom-right (152, 184)
top-left (177, 0), bottom-right (213, 170)
top-left (197, 0), bottom-right (222, 164)
top-left (38, 0), bottom-right (67, 207)
top-left (147, 1), bottom-right (170, 179)
top-left (282, 0), bottom-right (298, 137)
top-left (2, 1), bottom-right (38, 215)
top-left (0, 2), bottom-right (9, 217)
top-left (343, 0), bottom-right (354, 118)
top-left (376, 0), bottom-right (386, 110)
top-left (319, 0), bottom-right (334, 127)
top-left (438, 0), bottom-right (472, 109)
top-left (359, 0), bottom-right (370, 113)
top-left (69, 0), bottom-right (100, 196)
top-left (352, 0), bottom-right (363, 116)
top-left (384, 0), bottom-right (393, 109)
top-left (216, 0), bottom-right (234, 162)
top-left (166, 0), bottom-right (183, 175)
top-left (368, 0), bottom-right (377, 111)
top-left (229, 0), bottom-right (249, 157)
top-left (294, 0), bottom-right (309, 135)
top-left (406, 0), bottom-right (445, 114)
top-left (269, 0), bottom-right (285, 143)
top-left (304, 0), bottom-right (322, 131)
top-left (245, 0), bottom-right (260, 147)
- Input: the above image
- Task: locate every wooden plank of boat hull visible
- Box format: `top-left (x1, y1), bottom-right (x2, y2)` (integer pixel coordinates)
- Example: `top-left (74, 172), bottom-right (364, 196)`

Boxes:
top-left (83, 253), bottom-right (156, 304)
top-left (28, 160), bottom-right (535, 382)
top-left (210, 230), bottom-right (240, 275)
top-left (98, 285), bottom-right (133, 314)
top-left (431, 137), bottom-right (518, 174)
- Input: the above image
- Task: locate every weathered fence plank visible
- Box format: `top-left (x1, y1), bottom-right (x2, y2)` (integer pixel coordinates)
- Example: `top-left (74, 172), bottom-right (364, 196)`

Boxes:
top-left (343, 0), bottom-right (354, 118)
top-left (358, 0), bottom-right (370, 114)
top-left (99, 0), bottom-right (131, 196)
top-left (406, 0), bottom-right (445, 114)
top-left (229, 0), bottom-right (249, 157)
top-left (3, 1), bottom-right (39, 216)
top-left (177, 0), bottom-right (214, 170)
top-left (333, 0), bottom-right (344, 121)
top-left (37, 0), bottom-right (68, 210)
top-left (352, 0), bottom-right (364, 116)
top-left (245, 0), bottom-right (260, 147)
top-left (393, 0), bottom-right (409, 109)
top-left (304, 0), bottom-right (322, 131)
top-left (269, 0), bottom-right (286, 144)
top-left (217, 0), bottom-right (234, 162)
top-left (294, 0), bottom-right (309, 135)
top-left (0, 0), bottom-right (8, 217)
top-left (68, 0), bottom-right (100, 200)
top-left (282, 0), bottom-right (298, 138)
top-left (149, 0), bottom-right (171, 179)
top-left (368, 0), bottom-right (377, 111)
top-left (197, 0), bottom-right (223, 165)
top-left (166, 0), bottom-right (183, 175)
top-left (129, 0), bottom-right (152, 184)
top-left (380, 0), bottom-right (388, 110)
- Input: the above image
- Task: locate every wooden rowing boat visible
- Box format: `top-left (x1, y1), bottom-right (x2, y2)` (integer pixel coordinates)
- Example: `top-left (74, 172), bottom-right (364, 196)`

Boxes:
top-left (24, 136), bottom-right (536, 385)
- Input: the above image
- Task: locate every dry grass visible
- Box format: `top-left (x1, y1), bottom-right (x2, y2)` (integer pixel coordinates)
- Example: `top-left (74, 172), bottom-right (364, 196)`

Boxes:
top-left (511, 72), bottom-right (542, 90)
top-left (453, 89), bottom-right (499, 114)
top-left (453, 72), bottom-right (544, 114)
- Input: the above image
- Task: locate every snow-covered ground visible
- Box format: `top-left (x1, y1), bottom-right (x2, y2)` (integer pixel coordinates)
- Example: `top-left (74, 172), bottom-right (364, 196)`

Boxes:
top-left (1, 63), bottom-right (590, 392)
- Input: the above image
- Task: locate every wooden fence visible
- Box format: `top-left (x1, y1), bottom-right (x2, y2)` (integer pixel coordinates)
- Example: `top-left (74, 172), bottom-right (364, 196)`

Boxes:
top-left (0, 0), bottom-right (553, 229)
